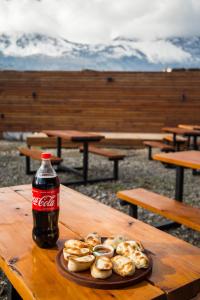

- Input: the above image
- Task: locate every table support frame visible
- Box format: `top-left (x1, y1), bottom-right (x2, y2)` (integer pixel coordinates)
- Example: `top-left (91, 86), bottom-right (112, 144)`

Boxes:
top-left (55, 137), bottom-right (119, 185)
top-left (175, 166), bottom-right (184, 202)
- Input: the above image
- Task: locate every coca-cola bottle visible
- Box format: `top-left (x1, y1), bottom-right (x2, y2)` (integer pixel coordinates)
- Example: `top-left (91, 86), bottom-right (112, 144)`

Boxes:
top-left (32, 152), bottom-right (60, 248)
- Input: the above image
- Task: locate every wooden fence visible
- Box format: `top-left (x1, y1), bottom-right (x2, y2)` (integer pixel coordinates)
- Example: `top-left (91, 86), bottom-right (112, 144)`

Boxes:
top-left (0, 70), bottom-right (200, 132)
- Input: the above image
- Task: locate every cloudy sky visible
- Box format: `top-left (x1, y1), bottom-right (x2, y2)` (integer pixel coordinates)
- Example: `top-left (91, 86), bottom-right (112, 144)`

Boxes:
top-left (0, 0), bottom-right (200, 43)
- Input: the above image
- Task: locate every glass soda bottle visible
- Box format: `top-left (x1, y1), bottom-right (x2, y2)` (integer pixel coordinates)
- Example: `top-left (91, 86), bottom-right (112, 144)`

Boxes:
top-left (32, 152), bottom-right (60, 248)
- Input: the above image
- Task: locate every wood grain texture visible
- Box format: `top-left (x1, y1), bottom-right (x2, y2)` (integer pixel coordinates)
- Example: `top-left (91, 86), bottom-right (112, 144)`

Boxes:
top-left (153, 150), bottom-right (200, 169)
top-left (117, 188), bottom-right (200, 231)
top-left (18, 147), bottom-right (62, 163)
top-left (43, 130), bottom-right (104, 142)
top-left (13, 184), bottom-right (200, 300)
top-left (0, 71), bottom-right (200, 132)
top-left (0, 186), bottom-right (164, 300)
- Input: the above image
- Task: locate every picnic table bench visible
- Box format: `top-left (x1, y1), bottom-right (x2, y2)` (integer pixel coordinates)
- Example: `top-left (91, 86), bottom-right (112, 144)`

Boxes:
top-left (117, 188), bottom-right (200, 231)
top-left (143, 141), bottom-right (174, 160)
top-left (79, 145), bottom-right (125, 180)
top-left (18, 147), bottom-right (62, 174)
top-left (0, 184), bottom-right (200, 299)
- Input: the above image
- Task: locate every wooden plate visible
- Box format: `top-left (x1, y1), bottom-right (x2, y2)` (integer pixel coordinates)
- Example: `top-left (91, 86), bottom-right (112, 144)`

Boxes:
top-left (56, 249), bottom-right (152, 289)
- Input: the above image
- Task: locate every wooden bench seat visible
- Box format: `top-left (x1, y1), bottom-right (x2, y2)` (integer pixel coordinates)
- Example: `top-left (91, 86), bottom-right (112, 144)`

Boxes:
top-left (19, 147), bottom-right (62, 174)
top-left (117, 188), bottom-right (200, 232)
top-left (143, 141), bottom-right (174, 160)
top-left (163, 135), bottom-right (187, 143)
top-left (80, 146), bottom-right (125, 180)
top-left (163, 135), bottom-right (188, 151)
top-left (80, 145), bottom-right (125, 160)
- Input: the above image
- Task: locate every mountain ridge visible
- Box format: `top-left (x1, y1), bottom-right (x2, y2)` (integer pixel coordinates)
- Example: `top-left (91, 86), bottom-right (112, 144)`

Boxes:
top-left (0, 33), bottom-right (199, 71)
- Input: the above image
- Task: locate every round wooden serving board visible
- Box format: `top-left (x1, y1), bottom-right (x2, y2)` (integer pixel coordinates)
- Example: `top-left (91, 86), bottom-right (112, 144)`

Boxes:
top-left (56, 249), bottom-right (152, 289)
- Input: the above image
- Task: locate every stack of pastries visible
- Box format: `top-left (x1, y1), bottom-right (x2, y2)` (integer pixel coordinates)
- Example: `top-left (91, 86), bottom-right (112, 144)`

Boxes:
top-left (63, 232), bottom-right (149, 279)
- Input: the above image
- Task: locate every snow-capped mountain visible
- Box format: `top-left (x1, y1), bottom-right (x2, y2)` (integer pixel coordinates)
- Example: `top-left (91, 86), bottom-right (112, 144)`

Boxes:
top-left (0, 33), bottom-right (199, 71)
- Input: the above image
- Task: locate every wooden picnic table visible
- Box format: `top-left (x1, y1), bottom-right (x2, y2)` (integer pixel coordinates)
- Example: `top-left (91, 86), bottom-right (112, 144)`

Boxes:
top-left (0, 184), bottom-right (200, 300)
top-left (43, 130), bottom-right (104, 185)
top-left (162, 127), bottom-right (200, 150)
top-left (153, 150), bottom-right (200, 201)
top-left (179, 124), bottom-right (200, 131)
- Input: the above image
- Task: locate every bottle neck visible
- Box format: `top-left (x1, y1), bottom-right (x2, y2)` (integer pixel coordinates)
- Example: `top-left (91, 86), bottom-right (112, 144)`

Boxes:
top-left (36, 159), bottom-right (56, 178)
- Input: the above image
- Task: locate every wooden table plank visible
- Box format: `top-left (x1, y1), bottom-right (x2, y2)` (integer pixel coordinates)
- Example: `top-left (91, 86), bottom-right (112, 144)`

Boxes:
top-left (14, 185), bottom-right (200, 300)
top-left (153, 151), bottom-right (200, 169)
top-left (162, 127), bottom-right (200, 136)
top-left (178, 125), bottom-right (200, 131)
top-left (43, 130), bottom-right (104, 142)
top-left (0, 186), bottom-right (165, 300)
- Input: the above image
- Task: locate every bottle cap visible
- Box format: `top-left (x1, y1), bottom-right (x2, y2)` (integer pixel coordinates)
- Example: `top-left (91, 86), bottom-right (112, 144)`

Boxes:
top-left (41, 152), bottom-right (52, 159)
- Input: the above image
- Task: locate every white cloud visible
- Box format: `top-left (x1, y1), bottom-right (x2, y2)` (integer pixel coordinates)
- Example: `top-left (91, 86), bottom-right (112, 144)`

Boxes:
top-left (0, 0), bottom-right (200, 43)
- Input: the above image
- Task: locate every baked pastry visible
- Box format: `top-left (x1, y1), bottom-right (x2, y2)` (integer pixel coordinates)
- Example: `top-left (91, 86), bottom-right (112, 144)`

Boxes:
top-left (91, 256), bottom-right (112, 279)
top-left (95, 256), bottom-right (113, 270)
top-left (64, 247), bottom-right (90, 257)
top-left (63, 248), bottom-right (73, 261)
top-left (116, 240), bottom-right (144, 256)
top-left (128, 251), bottom-right (149, 269)
top-left (64, 239), bottom-right (88, 249)
top-left (112, 255), bottom-right (135, 277)
top-left (103, 235), bottom-right (127, 250)
top-left (85, 232), bottom-right (101, 249)
top-left (68, 255), bottom-right (95, 272)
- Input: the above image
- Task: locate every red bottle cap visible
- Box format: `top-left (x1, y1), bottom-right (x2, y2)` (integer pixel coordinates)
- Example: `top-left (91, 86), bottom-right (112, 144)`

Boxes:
top-left (41, 152), bottom-right (52, 159)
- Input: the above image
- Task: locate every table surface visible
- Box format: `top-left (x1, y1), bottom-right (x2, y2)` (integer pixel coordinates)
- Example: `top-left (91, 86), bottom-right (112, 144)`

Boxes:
top-left (153, 150), bottom-right (200, 169)
top-left (179, 124), bottom-right (200, 131)
top-left (43, 130), bottom-right (105, 142)
top-left (0, 185), bottom-right (200, 300)
top-left (162, 127), bottom-right (200, 136)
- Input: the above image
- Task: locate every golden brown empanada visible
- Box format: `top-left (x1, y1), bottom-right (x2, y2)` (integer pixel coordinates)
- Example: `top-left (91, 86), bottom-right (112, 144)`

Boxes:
top-left (112, 255), bottom-right (135, 277)
top-left (128, 251), bottom-right (149, 269)
top-left (85, 232), bottom-right (101, 249)
top-left (91, 256), bottom-right (112, 279)
top-left (116, 240), bottom-right (144, 256)
top-left (64, 239), bottom-right (88, 249)
top-left (68, 255), bottom-right (95, 272)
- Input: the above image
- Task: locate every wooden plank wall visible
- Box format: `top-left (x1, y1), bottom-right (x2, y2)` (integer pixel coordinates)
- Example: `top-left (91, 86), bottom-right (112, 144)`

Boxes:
top-left (0, 70), bottom-right (199, 132)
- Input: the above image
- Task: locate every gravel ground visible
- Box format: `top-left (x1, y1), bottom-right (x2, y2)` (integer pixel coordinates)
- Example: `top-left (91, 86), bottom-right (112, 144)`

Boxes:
top-left (0, 140), bottom-right (200, 298)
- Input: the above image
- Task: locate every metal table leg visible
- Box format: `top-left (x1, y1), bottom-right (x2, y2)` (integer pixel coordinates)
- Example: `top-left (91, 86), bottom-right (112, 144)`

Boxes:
top-left (175, 166), bottom-right (184, 202)
top-left (57, 137), bottom-right (62, 158)
top-left (25, 156), bottom-right (31, 175)
top-left (83, 142), bottom-right (89, 184)
top-left (193, 136), bottom-right (198, 150)
top-left (129, 204), bottom-right (138, 218)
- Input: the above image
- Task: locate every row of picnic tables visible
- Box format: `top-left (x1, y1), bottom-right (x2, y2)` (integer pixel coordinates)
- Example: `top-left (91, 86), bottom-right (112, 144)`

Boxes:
top-left (154, 124), bottom-right (200, 202)
top-left (1, 126), bottom-right (200, 299)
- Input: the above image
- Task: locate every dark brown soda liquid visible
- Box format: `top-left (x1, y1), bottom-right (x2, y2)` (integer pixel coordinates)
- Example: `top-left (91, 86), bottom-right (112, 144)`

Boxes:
top-left (32, 176), bottom-right (60, 249)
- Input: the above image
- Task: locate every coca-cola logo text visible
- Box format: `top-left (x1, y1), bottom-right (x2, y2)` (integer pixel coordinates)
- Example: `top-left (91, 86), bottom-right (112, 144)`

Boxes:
top-left (32, 188), bottom-right (59, 211)
top-left (33, 195), bottom-right (56, 207)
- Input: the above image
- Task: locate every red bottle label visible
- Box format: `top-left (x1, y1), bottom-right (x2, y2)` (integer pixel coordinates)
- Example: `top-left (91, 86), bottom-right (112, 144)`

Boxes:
top-left (32, 187), bottom-right (60, 211)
